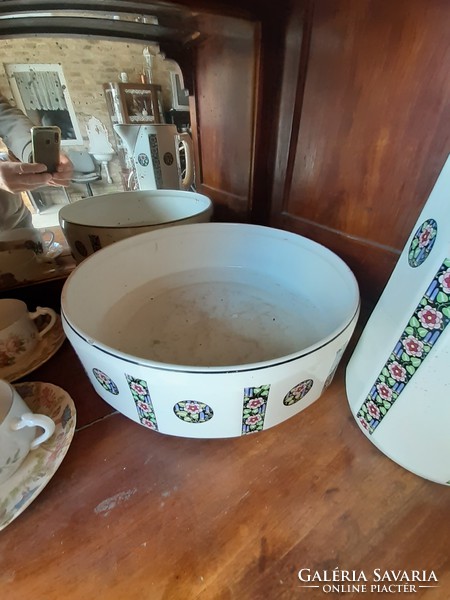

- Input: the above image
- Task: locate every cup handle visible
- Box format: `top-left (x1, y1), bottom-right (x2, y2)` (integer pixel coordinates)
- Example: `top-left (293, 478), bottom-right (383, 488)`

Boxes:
top-left (42, 229), bottom-right (55, 249)
top-left (30, 306), bottom-right (58, 338)
top-left (12, 412), bottom-right (56, 449)
top-left (177, 132), bottom-right (195, 191)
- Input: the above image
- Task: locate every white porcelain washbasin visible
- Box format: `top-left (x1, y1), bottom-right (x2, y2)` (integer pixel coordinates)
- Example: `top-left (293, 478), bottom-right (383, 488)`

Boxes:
top-left (62, 222), bottom-right (360, 439)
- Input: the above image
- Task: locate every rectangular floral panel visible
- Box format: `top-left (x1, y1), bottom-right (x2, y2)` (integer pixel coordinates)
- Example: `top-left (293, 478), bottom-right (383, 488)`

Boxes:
top-left (125, 374), bottom-right (159, 431)
top-left (241, 385), bottom-right (270, 435)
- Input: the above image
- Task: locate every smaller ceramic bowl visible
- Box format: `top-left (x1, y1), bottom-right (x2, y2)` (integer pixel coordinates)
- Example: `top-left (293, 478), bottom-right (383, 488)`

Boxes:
top-left (59, 189), bottom-right (213, 263)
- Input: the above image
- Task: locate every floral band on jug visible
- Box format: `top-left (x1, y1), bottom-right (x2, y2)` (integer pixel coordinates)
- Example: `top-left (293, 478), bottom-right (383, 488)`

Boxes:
top-left (357, 258), bottom-right (450, 434)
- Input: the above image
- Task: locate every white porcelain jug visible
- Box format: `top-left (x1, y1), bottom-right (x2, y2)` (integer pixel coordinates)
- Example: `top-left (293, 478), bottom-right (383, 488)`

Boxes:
top-left (346, 154), bottom-right (450, 485)
top-left (114, 124), bottom-right (194, 191)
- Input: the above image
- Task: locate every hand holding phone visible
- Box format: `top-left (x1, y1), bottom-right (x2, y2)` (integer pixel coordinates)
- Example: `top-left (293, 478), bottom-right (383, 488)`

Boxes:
top-left (31, 125), bottom-right (61, 173)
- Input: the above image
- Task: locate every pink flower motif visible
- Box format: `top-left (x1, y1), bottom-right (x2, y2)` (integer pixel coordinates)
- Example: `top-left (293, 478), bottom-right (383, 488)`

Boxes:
top-left (376, 383), bottom-right (392, 400)
top-left (359, 416), bottom-right (370, 431)
top-left (246, 397), bottom-right (265, 409)
top-left (185, 402), bottom-right (201, 414)
top-left (402, 335), bottom-right (424, 357)
top-left (130, 382), bottom-right (146, 395)
top-left (292, 384), bottom-right (307, 397)
top-left (366, 401), bottom-right (380, 419)
top-left (388, 361), bottom-right (407, 382)
top-left (5, 335), bottom-right (23, 354)
top-left (245, 414), bottom-right (262, 425)
top-left (142, 418), bottom-right (156, 430)
top-left (439, 269), bottom-right (450, 294)
top-left (137, 400), bottom-right (150, 411)
top-left (419, 225), bottom-right (433, 247)
top-left (0, 350), bottom-right (12, 367)
top-left (418, 305), bottom-right (443, 330)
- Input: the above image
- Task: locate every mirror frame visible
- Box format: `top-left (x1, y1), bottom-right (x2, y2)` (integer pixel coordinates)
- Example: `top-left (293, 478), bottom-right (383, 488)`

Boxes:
top-left (0, 1), bottom-right (202, 46)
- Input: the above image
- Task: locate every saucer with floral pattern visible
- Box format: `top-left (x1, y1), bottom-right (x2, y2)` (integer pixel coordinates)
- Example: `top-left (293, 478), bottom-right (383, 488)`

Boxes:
top-left (0, 315), bottom-right (65, 382)
top-left (0, 382), bottom-right (76, 531)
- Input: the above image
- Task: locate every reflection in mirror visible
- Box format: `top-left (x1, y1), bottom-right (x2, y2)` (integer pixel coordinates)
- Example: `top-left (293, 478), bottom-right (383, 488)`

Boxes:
top-left (0, 19), bottom-right (195, 291)
top-left (0, 4), bottom-right (259, 293)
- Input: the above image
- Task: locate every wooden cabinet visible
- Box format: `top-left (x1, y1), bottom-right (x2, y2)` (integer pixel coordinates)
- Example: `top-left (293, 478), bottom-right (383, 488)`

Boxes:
top-left (1, 0), bottom-right (450, 304)
top-left (182, 0), bottom-right (450, 302)
top-left (188, 14), bottom-right (261, 222)
top-left (263, 0), bottom-right (450, 301)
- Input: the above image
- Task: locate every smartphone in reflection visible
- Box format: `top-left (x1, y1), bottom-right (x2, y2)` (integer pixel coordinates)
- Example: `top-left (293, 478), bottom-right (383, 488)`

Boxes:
top-left (31, 125), bottom-right (61, 173)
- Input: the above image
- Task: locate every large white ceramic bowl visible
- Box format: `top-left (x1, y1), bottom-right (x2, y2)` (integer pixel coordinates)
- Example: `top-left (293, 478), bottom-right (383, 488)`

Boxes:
top-left (59, 189), bottom-right (213, 263)
top-left (61, 223), bottom-right (360, 438)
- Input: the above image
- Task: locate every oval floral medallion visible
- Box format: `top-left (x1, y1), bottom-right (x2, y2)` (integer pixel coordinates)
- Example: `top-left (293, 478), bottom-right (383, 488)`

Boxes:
top-left (92, 368), bottom-right (119, 395)
top-left (173, 400), bottom-right (214, 424)
top-left (283, 379), bottom-right (313, 406)
top-left (408, 219), bottom-right (437, 268)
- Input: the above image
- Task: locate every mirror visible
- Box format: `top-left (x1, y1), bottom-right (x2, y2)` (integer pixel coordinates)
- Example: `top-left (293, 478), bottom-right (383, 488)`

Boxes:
top-left (0, 2), bottom-right (207, 290)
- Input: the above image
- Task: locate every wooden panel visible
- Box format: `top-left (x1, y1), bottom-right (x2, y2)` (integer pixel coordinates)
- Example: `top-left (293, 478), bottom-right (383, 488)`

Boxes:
top-left (192, 15), bottom-right (259, 221)
top-left (271, 0), bottom-right (450, 301)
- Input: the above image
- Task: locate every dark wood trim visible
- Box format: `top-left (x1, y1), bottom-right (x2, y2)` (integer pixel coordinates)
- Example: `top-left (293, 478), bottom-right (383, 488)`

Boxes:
top-left (248, 8), bottom-right (286, 225)
top-left (270, 0), bottom-right (314, 219)
top-left (0, 0), bottom-right (159, 11)
top-left (188, 94), bottom-right (202, 189)
top-left (0, 0), bottom-right (259, 22)
top-left (198, 184), bottom-right (249, 222)
top-left (0, 16), bottom-right (200, 44)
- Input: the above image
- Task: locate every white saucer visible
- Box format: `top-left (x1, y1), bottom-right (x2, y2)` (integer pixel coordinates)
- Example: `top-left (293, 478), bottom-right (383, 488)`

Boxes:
top-left (0, 314), bottom-right (66, 382)
top-left (0, 382), bottom-right (76, 531)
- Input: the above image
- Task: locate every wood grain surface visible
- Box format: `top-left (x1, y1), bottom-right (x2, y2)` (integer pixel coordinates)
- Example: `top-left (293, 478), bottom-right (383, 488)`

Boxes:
top-left (0, 328), bottom-right (448, 599)
top-left (270, 0), bottom-right (450, 302)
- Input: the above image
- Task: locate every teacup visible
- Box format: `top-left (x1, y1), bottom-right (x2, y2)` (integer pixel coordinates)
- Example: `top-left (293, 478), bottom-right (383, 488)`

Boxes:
top-left (0, 379), bottom-right (55, 484)
top-left (0, 299), bottom-right (57, 369)
top-left (0, 249), bottom-right (41, 286)
top-left (0, 228), bottom-right (56, 284)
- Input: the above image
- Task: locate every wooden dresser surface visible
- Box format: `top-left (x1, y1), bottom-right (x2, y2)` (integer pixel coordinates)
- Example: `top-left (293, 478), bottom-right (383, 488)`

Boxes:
top-left (0, 332), bottom-right (448, 599)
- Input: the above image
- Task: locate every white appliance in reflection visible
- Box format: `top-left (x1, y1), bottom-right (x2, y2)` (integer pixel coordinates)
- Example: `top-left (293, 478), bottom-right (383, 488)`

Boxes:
top-left (114, 124), bottom-right (194, 191)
